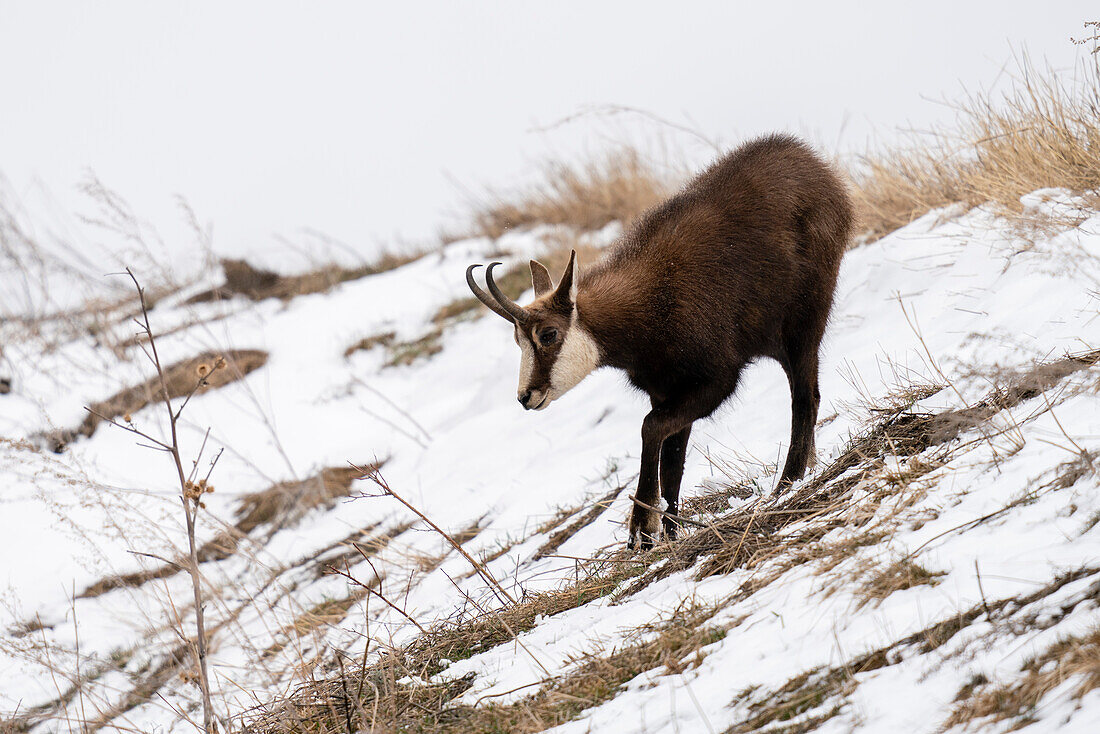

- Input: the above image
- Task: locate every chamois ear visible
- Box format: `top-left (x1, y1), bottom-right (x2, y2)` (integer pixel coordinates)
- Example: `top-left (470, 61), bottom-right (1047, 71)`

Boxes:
top-left (530, 260), bottom-right (553, 296)
top-left (549, 250), bottom-right (578, 310)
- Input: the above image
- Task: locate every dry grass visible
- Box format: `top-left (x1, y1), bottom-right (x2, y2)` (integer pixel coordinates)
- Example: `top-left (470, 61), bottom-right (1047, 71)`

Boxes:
top-left (382, 330), bottom-right (445, 368)
top-left (851, 56), bottom-right (1100, 242)
top-left (235, 465), bottom-right (374, 535)
top-left (945, 627), bottom-right (1100, 729)
top-left (46, 349), bottom-right (268, 451)
top-left (729, 665), bottom-right (859, 734)
top-left (463, 148), bottom-right (673, 240)
top-left (78, 464), bottom-right (381, 598)
top-left (532, 484), bottom-right (624, 560)
top-left (188, 252), bottom-right (425, 304)
top-left (263, 587), bottom-right (374, 661)
top-left (243, 601), bottom-right (723, 734)
top-left (626, 349), bottom-right (1100, 595)
top-left (854, 558), bottom-right (945, 609)
top-left (343, 331), bottom-right (396, 358)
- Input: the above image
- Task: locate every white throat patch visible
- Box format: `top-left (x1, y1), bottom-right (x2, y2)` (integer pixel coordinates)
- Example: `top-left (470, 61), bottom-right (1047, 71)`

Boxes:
top-left (548, 312), bottom-right (600, 398)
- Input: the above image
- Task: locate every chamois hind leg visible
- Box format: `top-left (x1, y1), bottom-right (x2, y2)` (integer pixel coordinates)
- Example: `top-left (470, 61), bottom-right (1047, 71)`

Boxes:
top-left (779, 347), bottom-right (821, 487)
top-left (658, 425), bottom-right (692, 541)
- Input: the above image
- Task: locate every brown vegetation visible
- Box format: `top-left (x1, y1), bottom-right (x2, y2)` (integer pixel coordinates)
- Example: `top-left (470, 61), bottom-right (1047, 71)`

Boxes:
top-left (625, 349), bottom-right (1100, 594)
top-left (945, 627), bottom-right (1100, 729)
top-left (851, 56), bottom-right (1100, 241)
top-left (463, 148), bottom-right (673, 240)
top-left (78, 463), bottom-right (382, 598)
top-left (188, 251), bottom-right (425, 304)
top-left (51, 348), bottom-right (268, 450)
top-left (243, 602), bottom-right (722, 734)
top-left (854, 558), bottom-right (945, 609)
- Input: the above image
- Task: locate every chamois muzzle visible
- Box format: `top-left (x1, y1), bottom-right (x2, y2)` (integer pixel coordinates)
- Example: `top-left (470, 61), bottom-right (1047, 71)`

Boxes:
top-left (465, 262), bottom-right (530, 324)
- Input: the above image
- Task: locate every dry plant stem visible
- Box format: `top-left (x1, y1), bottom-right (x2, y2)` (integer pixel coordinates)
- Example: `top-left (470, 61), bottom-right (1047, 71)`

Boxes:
top-left (355, 464), bottom-right (516, 605)
top-left (123, 268), bottom-right (216, 733)
top-left (327, 556), bottom-right (428, 635)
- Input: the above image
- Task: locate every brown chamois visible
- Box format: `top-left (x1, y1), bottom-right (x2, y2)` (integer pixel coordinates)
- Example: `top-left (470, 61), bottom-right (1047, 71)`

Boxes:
top-left (467, 134), bottom-right (852, 549)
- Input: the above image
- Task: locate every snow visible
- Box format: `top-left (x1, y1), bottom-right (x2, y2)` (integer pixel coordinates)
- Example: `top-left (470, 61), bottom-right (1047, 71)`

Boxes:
top-left (1, 193), bottom-right (1100, 732)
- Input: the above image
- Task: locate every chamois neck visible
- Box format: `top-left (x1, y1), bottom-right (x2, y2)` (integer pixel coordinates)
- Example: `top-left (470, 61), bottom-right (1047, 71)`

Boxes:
top-left (575, 267), bottom-right (655, 371)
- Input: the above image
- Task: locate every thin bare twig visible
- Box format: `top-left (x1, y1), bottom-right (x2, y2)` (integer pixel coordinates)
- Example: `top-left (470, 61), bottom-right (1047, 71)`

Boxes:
top-left (354, 464), bottom-right (516, 605)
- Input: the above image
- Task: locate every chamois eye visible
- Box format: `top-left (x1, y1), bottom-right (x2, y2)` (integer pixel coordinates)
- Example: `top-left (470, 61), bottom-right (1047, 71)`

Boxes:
top-left (539, 329), bottom-right (558, 346)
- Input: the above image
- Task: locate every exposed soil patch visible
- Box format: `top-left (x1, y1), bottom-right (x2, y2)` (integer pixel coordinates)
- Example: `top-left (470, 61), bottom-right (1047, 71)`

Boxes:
top-left (187, 254), bottom-right (423, 305)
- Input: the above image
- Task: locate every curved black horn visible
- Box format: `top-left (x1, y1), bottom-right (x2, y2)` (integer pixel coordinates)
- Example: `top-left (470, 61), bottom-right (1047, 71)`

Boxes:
top-left (466, 264), bottom-right (515, 322)
top-left (485, 262), bottom-right (530, 324)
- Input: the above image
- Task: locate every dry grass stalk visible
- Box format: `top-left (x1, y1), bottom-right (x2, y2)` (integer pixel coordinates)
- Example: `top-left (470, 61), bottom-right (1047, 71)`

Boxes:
top-left (465, 148), bottom-right (673, 240)
top-left (95, 269), bottom-right (219, 732)
top-left (356, 467), bottom-right (517, 605)
top-left (851, 56), bottom-right (1100, 242)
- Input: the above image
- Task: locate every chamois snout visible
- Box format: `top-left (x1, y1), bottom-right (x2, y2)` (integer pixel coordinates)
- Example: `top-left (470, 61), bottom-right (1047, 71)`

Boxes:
top-left (518, 388), bottom-right (548, 411)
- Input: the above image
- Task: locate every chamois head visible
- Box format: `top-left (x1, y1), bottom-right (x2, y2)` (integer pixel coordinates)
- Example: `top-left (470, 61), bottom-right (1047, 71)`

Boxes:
top-left (466, 250), bottom-right (600, 411)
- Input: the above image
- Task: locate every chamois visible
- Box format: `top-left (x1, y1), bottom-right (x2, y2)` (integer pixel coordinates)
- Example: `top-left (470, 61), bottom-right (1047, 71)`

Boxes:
top-left (467, 134), bottom-right (852, 549)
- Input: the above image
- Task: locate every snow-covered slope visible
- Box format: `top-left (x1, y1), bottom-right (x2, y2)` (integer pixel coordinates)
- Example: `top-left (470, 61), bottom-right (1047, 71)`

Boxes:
top-left (2, 192), bottom-right (1099, 733)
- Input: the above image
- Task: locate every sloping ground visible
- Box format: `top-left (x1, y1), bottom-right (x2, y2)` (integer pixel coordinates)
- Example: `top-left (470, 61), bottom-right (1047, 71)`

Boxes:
top-left (1, 193), bottom-right (1099, 733)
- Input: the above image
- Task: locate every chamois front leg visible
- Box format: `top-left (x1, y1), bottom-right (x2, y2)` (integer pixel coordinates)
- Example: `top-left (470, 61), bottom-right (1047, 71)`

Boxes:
top-left (627, 419), bottom-right (664, 550)
top-left (629, 408), bottom-right (695, 550)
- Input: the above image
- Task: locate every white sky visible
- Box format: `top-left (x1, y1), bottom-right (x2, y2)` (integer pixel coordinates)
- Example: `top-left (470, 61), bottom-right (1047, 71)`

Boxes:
top-left (0, 2), bottom-right (1094, 262)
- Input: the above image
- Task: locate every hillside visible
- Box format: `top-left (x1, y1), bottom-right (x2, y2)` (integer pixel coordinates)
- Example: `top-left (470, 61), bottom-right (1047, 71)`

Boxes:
top-left (4, 51), bottom-right (1100, 731)
top-left (1, 178), bottom-right (1098, 732)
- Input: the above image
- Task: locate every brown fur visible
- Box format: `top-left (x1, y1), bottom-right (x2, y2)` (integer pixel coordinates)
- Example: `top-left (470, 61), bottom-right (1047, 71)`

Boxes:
top-left (474, 134), bottom-right (852, 548)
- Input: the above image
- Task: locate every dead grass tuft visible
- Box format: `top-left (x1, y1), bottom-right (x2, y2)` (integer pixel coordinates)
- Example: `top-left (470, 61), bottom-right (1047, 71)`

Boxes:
top-left (263, 587), bottom-right (375, 661)
top-left (187, 252), bottom-right (426, 304)
top-left (50, 349), bottom-right (268, 450)
top-left (729, 665), bottom-right (860, 734)
top-left (382, 329), bottom-right (444, 368)
top-left (236, 464), bottom-right (380, 535)
top-left (533, 484), bottom-right (624, 560)
top-left (851, 56), bottom-right (1100, 242)
top-left (945, 627), bottom-right (1100, 729)
top-left (343, 331), bottom-right (396, 358)
top-left (463, 148), bottom-right (673, 240)
top-left (855, 558), bottom-right (946, 609)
